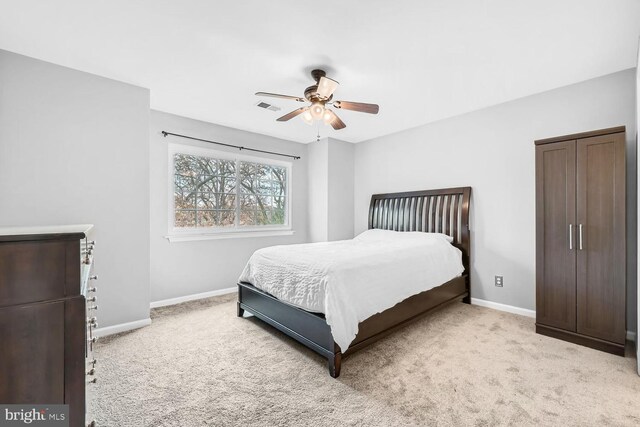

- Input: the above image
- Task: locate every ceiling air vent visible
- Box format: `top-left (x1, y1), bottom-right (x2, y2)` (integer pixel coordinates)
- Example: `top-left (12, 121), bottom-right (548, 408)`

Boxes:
top-left (255, 101), bottom-right (281, 112)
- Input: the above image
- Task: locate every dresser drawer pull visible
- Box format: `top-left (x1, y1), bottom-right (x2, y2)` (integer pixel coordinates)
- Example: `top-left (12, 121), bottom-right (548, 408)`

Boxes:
top-left (86, 368), bottom-right (95, 376)
top-left (87, 378), bottom-right (97, 384)
top-left (88, 337), bottom-right (98, 344)
top-left (87, 296), bottom-right (97, 303)
top-left (88, 287), bottom-right (97, 293)
top-left (87, 421), bottom-right (96, 427)
top-left (88, 305), bottom-right (98, 311)
top-left (89, 275), bottom-right (98, 281)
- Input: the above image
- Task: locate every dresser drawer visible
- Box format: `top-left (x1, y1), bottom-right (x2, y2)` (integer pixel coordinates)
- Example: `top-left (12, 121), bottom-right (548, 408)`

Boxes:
top-left (0, 301), bottom-right (66, 403)
top-left (0, 240), bottom-right (80, 307)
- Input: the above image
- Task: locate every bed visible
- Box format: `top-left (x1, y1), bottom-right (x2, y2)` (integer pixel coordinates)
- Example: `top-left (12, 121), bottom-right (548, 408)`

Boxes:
top-left (237, 187), bottom-right (471, 378)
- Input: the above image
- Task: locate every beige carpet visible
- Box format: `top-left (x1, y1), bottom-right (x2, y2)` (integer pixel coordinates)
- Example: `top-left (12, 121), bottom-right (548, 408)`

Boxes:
top-left (90, 294), bottom-right (640, 426)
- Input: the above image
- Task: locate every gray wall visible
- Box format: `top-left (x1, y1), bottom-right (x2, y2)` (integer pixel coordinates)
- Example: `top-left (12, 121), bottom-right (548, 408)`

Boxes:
top-left (327, 138), bottom-right (355, 241)
top-left (307, 137), bottom-right (355, 243)
top-left (149, 110), bottom-right (309, 302)
top-left (307, 138), bottom-right (355, 242)
top-left (354, 69), bottom-right (638, 332)
top-left (0, 50), bottom-right (151, 328)
top-left (307, 139), bottom-right (329, 242)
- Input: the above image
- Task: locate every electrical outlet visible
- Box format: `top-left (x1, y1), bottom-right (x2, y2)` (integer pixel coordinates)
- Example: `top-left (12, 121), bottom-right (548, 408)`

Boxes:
top-left (495, 275), bottom-right (503, 287)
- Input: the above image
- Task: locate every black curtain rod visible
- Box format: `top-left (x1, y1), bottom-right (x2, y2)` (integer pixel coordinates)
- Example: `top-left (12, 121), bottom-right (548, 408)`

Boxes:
top-left (161, 131), bottom-right (301, 160)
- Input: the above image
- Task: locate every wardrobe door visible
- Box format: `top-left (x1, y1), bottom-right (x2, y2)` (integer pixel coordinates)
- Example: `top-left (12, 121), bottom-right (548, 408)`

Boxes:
top-left (536, 140), bottom-right (577, 331)
top-left (576, 133), bottom-right (626, 343)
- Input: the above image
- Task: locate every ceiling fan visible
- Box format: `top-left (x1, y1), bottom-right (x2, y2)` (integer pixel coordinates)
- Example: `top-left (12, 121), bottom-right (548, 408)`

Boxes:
top-left (255, 69), bottom-right (379, 130)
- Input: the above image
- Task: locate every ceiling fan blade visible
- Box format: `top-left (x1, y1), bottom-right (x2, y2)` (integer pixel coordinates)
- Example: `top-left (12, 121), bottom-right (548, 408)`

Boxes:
top-left (329, 112), bottom-right (346, 130)
top-left (316, 76), bottom-right (339, 99)
top-left (256, 92), bottom-right (305, 102)
top-left (333, 101), bottom-right (379, 114)
top-left (277, 107), bottom-right (307, 122)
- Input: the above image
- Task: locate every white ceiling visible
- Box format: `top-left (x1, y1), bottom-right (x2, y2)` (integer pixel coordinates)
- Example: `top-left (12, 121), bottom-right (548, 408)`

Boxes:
top-left (1, 0), bottom-right (639, 143)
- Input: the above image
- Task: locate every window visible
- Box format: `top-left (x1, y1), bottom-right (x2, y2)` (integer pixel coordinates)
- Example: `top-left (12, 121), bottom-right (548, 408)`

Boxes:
top-left (168, 144), bottom-right (291, 238)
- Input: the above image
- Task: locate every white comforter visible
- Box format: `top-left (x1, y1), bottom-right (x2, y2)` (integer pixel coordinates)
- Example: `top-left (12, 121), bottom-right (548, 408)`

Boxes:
top-left (238, 229), bottom-right (465, 351)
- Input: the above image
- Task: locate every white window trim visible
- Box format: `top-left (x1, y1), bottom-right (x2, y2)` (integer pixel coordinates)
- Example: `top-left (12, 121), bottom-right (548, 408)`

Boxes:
top-left (165, 229), bottom-right (295, 243)
top-left (165, 143), bottom-right (293, 242)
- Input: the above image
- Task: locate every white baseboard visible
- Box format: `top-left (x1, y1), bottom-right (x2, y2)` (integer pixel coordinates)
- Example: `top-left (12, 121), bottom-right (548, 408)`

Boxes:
top-left (150, 286), bottom-right (237, 309)
top-left (471, 298), bottom-right (637, 342)
top-left (93, 318), bottom-right (151, 338)
top-left (471, 297), bottom-right (536, 318)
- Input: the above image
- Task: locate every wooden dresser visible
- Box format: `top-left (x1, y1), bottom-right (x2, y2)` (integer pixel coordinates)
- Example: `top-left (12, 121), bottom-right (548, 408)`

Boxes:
top-left (535, 127), bottom-right (626, 355)
top-left (0, 225), bottom-right (98, 427)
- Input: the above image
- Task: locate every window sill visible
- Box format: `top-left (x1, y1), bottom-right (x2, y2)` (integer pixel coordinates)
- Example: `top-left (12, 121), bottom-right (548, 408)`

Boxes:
top-left (164, 229), bottom-right (295, 243)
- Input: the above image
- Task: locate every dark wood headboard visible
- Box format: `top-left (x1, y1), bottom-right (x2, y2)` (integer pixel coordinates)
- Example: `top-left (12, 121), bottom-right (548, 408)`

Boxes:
top-left (368, 187), bottom-right (471, 273)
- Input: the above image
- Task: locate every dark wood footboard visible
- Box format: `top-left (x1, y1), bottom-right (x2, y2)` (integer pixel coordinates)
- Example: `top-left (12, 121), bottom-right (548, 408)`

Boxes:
top-left (237, 281), bottom-right (340, 375)
top-left (238, 274), bottom-right (468, 377)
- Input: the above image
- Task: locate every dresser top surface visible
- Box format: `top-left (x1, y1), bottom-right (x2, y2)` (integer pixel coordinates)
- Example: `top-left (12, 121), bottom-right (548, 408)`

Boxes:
top-left (0, 224), bottom-right (93, 242)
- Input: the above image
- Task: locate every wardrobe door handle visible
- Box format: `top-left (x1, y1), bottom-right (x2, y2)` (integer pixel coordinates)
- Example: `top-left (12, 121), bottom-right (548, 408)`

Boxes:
top-left (568, 224), bottom-right (573, 250)
top-left (579, 224), bottom-right (583, 250)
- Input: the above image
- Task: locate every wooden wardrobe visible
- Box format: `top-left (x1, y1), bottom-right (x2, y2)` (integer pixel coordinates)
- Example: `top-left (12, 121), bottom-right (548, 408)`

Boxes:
top-left (535, 126), bottom-right (626, 355)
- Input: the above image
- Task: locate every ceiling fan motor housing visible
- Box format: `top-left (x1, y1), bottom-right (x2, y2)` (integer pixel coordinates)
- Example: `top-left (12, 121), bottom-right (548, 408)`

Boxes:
top-left (310, 69), bottom-right (327, 83)
top-left (305, 69), bottom-right (333, 102)
top-left (304, 85), bottom-right (332, 103)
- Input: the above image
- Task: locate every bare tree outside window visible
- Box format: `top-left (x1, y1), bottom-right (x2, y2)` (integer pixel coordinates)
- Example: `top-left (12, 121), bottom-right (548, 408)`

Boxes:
top-left (173, 153), bottom-right (288, 229)
top-left (239, 161), bottom-right (287, 226)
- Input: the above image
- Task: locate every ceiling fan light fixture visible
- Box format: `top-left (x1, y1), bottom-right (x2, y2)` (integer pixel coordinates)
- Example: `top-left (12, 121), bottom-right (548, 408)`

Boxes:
top-left (301, 108), bottom-right (314, 125)
top-left (323, 109), bottom-right (335, 125)
top-left (310, 102), bottom-right (325, 120)
top-left (316, 77), bottom-right (339, 99)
